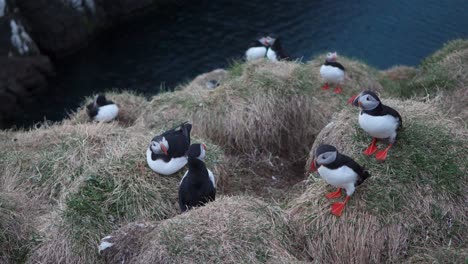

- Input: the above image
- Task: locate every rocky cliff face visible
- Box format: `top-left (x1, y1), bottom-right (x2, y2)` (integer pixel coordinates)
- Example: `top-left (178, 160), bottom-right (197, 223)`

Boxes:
top-left (0, 0), bottom-right (185, 128)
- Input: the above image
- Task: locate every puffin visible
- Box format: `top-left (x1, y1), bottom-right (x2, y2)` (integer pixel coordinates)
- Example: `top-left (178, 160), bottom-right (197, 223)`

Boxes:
top-left (245, 33), bottom-right (288, 62)
top-left (349, 91), bottom-right (402, 161)
top-left (86, 94), bottom-right (119, 122)
top-left (179, 143), bottom-right (216, 212)
top-left (320, 52), bottom-right (345, 94)
top-left (309, 144), bottom-right (370, 217)
top-left (146, 122), bottom-right (192, 175)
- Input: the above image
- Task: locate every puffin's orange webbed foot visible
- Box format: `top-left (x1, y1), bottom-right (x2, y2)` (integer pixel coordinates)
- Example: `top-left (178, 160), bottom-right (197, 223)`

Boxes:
top-left (363, 138), bottom-right (378, 156)
top-left (325, 188), bottom-right (342, 199)
top-left (375, 144), bottom-right (392, 161)
top-left (330, 196), bottom-right (350, 217)
top-left (321, 83), bottom-right (329, 90)
top-left (333, 86), bottom-right (342, 94)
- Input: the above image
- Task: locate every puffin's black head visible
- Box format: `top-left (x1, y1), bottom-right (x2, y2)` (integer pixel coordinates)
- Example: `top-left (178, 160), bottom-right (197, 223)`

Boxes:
top-left (186, 143), bottom-right (207, 160)
top-left (309, 144), bottom-right (338, 172)
top-left (352, 90), bottom-right (381, 110)
top-left (95, 95), bottom-right (107, 106)
top-left (150, 135), bottom-right (169, 155)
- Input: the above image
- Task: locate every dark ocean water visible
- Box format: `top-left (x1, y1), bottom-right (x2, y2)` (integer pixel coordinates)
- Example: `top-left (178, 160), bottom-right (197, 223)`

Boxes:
top-left (18, 0), bottom-right (468, 127)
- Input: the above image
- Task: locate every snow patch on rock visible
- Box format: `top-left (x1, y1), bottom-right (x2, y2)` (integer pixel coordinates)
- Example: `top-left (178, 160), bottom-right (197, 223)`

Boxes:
top-left (64, 0), bottom-right (96, 14)
top-left (0, 0), bottom-right (6, 17)
top-left (10, 20), bottom-right (34, 55)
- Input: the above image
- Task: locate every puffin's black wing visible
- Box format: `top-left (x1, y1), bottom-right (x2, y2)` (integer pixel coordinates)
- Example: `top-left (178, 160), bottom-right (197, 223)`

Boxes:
top-left (151, 152), bottom-right (171, 162)
top-left (336, 154), bottom-right (370, 186)
top-left (325, 61), bottom-right (345, 71)
top-left (166, 135), bottom-right (190, 158)
top-left (86, 102), bottom-right (98, 118)
top-left (271, 39), bottom-right (290, 60)
top-left (178, 161), bottom-right (216, 212)
top-left (382, 105), bottom-right (403, 129)
top-left (181, 123), bottom-right (192, 145)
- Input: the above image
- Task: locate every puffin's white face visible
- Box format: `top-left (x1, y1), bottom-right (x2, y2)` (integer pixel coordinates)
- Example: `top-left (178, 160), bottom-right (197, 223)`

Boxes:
top-left (316, 150), bottom-right (337, 166)
top-left (150, 137), bottom-right (169, 155)
top-left (257, 36), bottom-right (269, 46)
top-left (357, 93), bottom-right (380, 110)
top-left (265, 36), bottom-right (277, 46)
top-left (326, 52), bottom-right (337, 62)
top-left (198, 144), bottom-right (207, 160)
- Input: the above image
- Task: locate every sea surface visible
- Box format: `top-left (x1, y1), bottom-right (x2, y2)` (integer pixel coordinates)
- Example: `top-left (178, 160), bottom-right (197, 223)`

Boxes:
top-left (18, 0), bottom-right (468, 127)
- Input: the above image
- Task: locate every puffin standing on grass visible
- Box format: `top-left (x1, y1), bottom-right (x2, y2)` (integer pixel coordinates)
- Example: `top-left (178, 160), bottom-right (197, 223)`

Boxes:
top-left (320, 52), bottom-right (345, 94)
top-left (86, 94), bottom-right (119, 122)
top-left (309, 144), bottom-right (370, 217)
top-left (349, 91), bottom-right (402, 161)
top-left (146, 122), bottom-right (192, 175)
top-left (245, 33), bottom-right (288, 62)
top-left (179, 143), bottom-right (216, 212)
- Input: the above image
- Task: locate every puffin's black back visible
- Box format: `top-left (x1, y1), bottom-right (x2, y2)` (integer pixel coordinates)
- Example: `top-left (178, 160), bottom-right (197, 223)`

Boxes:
top-left (324, 60), bottom-right (345, 71)
top-left (178, 155), bottom-right (215, 212)
top-left (270, 37), bottom-right (289, 60)
top-left (152, 122), bottom-right (192, 158)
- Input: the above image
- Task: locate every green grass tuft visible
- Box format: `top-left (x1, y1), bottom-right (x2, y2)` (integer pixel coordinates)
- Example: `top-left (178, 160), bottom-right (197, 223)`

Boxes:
top-left (352, 121), bottom-right (465, 216)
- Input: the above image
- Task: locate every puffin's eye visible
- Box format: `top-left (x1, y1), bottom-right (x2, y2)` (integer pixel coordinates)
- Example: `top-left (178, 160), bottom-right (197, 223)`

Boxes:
top-left (366, 97), bottom-right (370, 101)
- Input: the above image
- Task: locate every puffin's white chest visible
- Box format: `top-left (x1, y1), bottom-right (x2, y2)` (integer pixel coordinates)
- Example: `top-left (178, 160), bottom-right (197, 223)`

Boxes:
top-left (180, 169), bottom-right (216, 188)
top-left (320, 65), bottom-right (345, 83)
top-left (246, 47), bottom-right (267, 61)
top-left (95, 104), bottom-right (119, 122)
top-left (146, 148), bottom-right (187, 176)
top-left (266, 49), bottom-right (278, 61)
top-left (358, 112), bottom-right (399, 139)
top-left (318, 165), bottom-right (357, 188)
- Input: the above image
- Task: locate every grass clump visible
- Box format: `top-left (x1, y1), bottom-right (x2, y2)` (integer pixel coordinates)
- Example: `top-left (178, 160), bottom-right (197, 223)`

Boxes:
top-left (381, 39), bottom-right (468, 101)
top-left (290, 99), bottom-right (467, 263)
top-left (100, 196), bottom-right (298, 264)
top-left (0, 193), bottom-right (36, 264)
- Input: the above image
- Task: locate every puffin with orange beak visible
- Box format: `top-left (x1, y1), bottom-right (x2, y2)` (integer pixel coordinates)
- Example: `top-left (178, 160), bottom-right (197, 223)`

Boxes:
top-left (146, 122), bottom-right (192, 175)
top-left (309, 144), bottom-right (370, 217)
top-left (348, 91), bottom-right (402, 161)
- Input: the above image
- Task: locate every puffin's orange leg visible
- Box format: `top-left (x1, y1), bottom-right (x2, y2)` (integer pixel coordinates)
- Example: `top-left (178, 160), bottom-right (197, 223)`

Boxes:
top-left (331, 196), bottom-right (351, 217)
top-left (363, 138), bottom-right (378, 156)
top-left (322, 83), bottom-right (329, 90)
top-left (375, 144), bottom-right (393, 161)
top-left (333, 85), bottom-right (342, 94)
top-left (325, 188), bottom-right (342, 199)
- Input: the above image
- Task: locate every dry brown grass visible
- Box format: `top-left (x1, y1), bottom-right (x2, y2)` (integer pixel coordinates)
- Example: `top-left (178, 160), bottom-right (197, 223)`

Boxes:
top-left (100, 196), bottom-right (298, 264)
top-left (289, 99), bottom-right (467, 263)
top-left (381, 66), bottom-right (418, 81)
top-left (0, 192), bottom-right (35, 264)
top-left (0, 119), bottom-right (231, 263)
top-left (182, 69), bottom-right (228, 92)
top-left (195, 58), bottom-right (381, 160)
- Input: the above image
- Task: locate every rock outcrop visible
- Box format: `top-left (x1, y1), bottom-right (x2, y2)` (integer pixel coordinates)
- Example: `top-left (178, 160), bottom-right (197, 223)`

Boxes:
top-left (0, 0), bottom-right (185, 128)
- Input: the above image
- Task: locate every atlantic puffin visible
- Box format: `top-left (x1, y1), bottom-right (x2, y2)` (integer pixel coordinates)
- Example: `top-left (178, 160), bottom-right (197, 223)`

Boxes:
top-left (86, 94), bottom-right (119, 122)
top-left (179, 143), bottom-right (216, 212)
top-left (245, 33), bottom-right (288, 62)
top-left (309, 144), bottom-right (370, 217)
top-left (349, 91), bottom-right (402, 161)
top-left (320, 52), bottom-right (345, 94)
top-left (146, 122), bottom-right (192, 175)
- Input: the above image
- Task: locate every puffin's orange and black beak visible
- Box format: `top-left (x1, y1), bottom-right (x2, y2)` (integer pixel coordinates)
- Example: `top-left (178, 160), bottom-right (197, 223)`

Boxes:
top-left (309, 159), bottom-right (317, 173)
top-left (160, 143), bottom-right (168, 156)
top-left (347, 94), bottom-right (361, 107)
